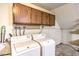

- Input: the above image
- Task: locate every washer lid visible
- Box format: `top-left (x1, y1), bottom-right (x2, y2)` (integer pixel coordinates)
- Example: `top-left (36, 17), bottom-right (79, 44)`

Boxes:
top-left (13, 41), bottom-right (39, 53)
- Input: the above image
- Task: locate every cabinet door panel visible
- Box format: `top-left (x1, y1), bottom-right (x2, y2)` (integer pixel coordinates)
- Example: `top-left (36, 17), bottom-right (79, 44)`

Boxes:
top-left (36, 10), bottom-right (42, 24)
top-left (42, 12), bottom-right (50, 25)
top-left (13, 3), bottom-right (31, 24)
top-left (31, 8), bottom-right (41, 24)
top-left (49, 14), bottom-right (55, 26)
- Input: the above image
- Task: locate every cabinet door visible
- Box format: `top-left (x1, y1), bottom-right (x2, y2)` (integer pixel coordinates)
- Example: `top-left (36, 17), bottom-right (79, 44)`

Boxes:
top-left (31, 8), bottom-right (42, 24)
top-left (49, 14), bottom-right (55, 26)
top-left (42, 12), bottom-right (50, 25)
top-left (13, 3), bottom-right (31, 25)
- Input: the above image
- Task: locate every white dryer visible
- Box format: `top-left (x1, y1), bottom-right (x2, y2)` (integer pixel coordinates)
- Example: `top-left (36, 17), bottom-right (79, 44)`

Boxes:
top-left (32, 34), bottom-right (55, 56)
top-left (11, 35), bottom-right (40, 56)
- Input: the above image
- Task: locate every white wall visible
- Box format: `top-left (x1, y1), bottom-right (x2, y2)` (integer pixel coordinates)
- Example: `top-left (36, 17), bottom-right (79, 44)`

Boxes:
top-left (61, 30), bottom-right (72, 43)
top-left (51, 4), bottom-right (77, 43)
top-left (52, 4), bottom-right (79, 29)
top-left (0, 3), bottom-right (13, 41)
top-left (71, 4), bottom-right (79, 41)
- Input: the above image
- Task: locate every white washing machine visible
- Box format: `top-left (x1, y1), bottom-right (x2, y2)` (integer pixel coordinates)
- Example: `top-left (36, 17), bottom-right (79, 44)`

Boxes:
top-left (11, 35), bottom-right (40, 56)
top-left (32, 34), bottom-right (55, 56)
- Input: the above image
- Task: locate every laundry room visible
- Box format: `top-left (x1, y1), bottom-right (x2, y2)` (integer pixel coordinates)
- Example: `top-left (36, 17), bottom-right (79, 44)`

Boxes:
top-left (0, 3), bottom-right (79, 56)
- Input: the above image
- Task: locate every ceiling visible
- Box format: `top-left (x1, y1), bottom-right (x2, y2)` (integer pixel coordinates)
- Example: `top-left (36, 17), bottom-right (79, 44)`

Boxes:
top-left (32, 3), bottom-right (65, 10)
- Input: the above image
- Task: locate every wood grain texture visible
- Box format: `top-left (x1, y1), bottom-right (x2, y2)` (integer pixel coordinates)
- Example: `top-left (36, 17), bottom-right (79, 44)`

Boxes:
top-left (31, 8), bottom-right (42, 24)
top-left (42, 12), bottom-right (50, 25)
top-left (13, 3), bottom-right (31, 24)
top-left (13, 3), bottom-right (55, 26)
top-left (49, 14), bottom-right (55, 26)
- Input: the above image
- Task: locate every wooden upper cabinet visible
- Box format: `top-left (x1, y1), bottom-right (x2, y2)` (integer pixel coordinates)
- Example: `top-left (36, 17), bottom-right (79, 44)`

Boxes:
top-left (13, 3), bottom-right (31, 25)
top-left (13, 3), bottom-right (55, 26)
top-left (42, 12), bottom-right (50, 25)
top-left (49, 14), bottom-right (55, 26)
top-left (31, 8), bottom-right (42, 24)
